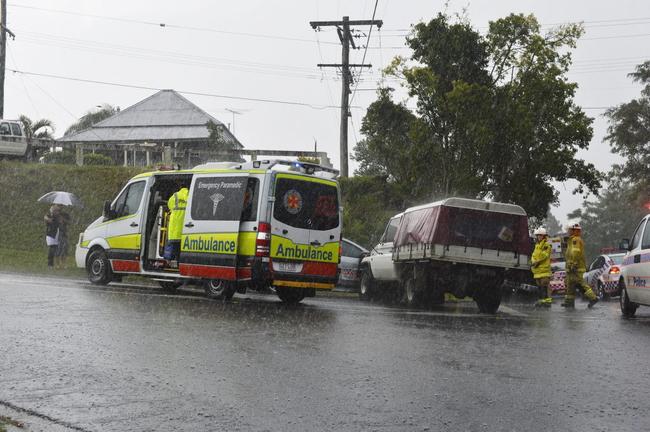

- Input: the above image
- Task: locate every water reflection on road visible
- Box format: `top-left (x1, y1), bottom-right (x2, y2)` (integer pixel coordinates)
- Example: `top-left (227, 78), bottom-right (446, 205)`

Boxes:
top-left (1, 273), bottom-right (649, 432)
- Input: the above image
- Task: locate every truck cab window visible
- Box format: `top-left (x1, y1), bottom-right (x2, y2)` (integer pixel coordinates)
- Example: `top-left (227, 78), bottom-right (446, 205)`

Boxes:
top-left (381, 218), bottom-right (400, 244)
top-left (0, 123), bottom-right (10, 135)
top-left (10, 123), bottom-right (22, 136)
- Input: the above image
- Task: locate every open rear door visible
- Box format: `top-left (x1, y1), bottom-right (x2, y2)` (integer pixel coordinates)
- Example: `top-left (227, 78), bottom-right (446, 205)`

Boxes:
top-left (179, 173), bottom-right (249, 280)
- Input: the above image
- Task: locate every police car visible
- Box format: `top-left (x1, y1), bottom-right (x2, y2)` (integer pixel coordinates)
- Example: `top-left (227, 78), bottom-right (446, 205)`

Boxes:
top-left (618, 214), bottom-right (650, 317)
top-left (76, 160), bottom-right (342, 304)
top-left (583, 252), bottom-right (625, 299)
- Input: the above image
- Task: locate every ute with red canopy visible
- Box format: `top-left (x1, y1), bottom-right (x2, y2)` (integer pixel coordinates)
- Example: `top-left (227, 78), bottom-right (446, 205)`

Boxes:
top-left (359, 198), bottom-right (531, 313)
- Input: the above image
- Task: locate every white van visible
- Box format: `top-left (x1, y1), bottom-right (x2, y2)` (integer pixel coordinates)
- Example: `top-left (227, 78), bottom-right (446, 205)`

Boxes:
top-left (76, 160), bottom-right (342, 303)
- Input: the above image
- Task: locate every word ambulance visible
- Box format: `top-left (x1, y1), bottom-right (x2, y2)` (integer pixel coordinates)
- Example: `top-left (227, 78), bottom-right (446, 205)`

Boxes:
top-left (75, 160), bottom-right (342, 304)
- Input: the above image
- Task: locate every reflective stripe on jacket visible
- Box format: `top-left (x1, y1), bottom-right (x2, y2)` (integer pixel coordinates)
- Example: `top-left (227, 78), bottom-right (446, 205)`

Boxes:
top-left (167, 187), bottom-right (189, 241)
top-left (531, 237), bottom-right (552, 279)
top-left (565, 234), bottom-right (586, 273)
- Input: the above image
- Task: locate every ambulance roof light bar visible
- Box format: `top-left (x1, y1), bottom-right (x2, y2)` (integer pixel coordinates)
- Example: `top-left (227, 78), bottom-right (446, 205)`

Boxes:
top-left (237, 159), bottom-right (339, 179)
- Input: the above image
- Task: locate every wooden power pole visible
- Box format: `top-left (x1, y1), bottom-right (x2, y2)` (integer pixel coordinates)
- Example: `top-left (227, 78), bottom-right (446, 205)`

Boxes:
top-left (0, 0), bottom-right (7, 118)
top-left (0, 0), bottom-right (14, 119)
top-left (310, 16), bottom-right (382, 178)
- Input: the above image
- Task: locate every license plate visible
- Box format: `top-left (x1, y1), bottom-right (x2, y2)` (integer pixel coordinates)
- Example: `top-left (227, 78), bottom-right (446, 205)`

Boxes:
top-left (274, 261), bottom-right (302, 273)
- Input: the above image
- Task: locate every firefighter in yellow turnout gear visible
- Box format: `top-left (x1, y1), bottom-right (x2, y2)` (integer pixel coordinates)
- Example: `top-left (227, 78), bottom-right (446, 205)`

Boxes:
top-left (164, 186), bottom-right (189, 263)
top-left (562, 223), bottom-right (598, 309)
top-left (531, 227), bottom-right (553, 307)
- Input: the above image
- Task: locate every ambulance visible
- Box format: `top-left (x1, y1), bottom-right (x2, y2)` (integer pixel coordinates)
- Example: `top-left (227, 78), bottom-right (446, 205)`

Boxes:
top-left (75, 160), bottom-right (342, 303)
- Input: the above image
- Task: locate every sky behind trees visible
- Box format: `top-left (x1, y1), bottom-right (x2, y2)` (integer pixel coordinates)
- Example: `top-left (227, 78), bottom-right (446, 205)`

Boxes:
top-left (4, 0), bottom-right (648, 224)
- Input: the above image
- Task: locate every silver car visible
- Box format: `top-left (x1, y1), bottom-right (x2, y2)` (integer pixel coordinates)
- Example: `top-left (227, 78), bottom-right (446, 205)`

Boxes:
top-left (337, 238), bottom-right (369, 291)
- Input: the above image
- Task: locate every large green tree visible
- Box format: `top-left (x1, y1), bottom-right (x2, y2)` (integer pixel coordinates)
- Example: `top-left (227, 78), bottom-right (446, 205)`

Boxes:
top-left (570, 61), bottom-right (650, 259)
top-left (354, 13), bottom-right (601, 219)
top-left (604, 61), bottom-right (650, 184)
top-left (568, 177), bottom-right (646, 261)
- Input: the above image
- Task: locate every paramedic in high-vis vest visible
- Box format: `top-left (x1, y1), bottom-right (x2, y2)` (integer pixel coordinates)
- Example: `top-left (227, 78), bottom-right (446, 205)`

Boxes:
top-left (562, 223), bottom-right (598, 309)
top-left (531, 227), bottom-right (552, 307)
top-left (164, 186), bottom-right (189, 263)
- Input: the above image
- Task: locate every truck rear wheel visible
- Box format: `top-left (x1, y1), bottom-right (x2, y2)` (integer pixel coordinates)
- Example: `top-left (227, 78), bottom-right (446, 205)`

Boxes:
top-left (403, 276), bottom-right (424, 307)
top-left (276, 287), bottom-right (306, 304)
top-left (474, 287), bottom-right (502, 314)
top-left (204, 279), bottom-right (237, 300)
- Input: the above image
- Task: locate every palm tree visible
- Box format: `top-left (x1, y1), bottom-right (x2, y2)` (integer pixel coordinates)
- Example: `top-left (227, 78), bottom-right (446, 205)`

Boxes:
top-left (65, 104), bottom-right (118, 136)
top-left (19, 115), bottom-right (55, 161)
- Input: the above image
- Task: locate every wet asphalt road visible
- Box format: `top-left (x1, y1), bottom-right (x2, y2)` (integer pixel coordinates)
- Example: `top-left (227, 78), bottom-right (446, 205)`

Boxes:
top-left (1, 272), bottom-right (650, 432)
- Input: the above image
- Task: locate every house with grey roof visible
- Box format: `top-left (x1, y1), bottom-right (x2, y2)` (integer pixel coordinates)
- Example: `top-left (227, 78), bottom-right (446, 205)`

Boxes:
top-left (59, 89), bottom-right (243, 167)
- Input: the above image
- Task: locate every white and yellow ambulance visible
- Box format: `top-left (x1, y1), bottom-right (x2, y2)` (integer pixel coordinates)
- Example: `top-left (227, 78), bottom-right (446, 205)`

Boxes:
top-left (75, 160), bottom-right (341, 303)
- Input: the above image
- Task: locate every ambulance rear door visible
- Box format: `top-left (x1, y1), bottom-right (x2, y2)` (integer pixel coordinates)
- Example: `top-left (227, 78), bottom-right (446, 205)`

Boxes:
top-left (179, 173), bottom-right (249, 280)
top-left (270, 173), bottom-right (340, 284)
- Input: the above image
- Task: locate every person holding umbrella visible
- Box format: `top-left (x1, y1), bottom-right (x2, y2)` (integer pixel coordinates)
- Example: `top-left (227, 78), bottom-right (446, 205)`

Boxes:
top-left (44, 204), bottom-right (60, 268)
top-left (38, 191), bottom-right (82, 269)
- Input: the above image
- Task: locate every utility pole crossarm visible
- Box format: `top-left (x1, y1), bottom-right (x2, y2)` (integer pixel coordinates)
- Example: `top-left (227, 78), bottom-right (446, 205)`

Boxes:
top-left (317, 64), bottom-right (372, 68)
top-left (310, 20), bottom-right (383, 28)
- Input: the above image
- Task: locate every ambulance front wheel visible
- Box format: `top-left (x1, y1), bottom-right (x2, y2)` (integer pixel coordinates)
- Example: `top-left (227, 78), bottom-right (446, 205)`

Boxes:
top-left (204, 279), bottom-right (237, 300)
top-left (87, 249), bottom-right (113, 285)
top-left (275, 287), bottom-right (306, 304)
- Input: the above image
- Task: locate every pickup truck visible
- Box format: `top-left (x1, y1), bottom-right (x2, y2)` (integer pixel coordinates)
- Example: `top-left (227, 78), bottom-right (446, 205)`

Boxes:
top-left (0, 120), bottom-right (28, 158)
top-left (359, 198), bottom-right (532, 313)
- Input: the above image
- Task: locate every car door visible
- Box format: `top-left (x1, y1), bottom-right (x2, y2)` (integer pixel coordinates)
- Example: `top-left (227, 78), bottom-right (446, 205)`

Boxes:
top-left (585, 256), bottom-right (605, 289)
top-left (339, 239), bottom-right (365, 287)
top-left (635, 219), bottom-right (650, 305)
top-left (370, 216), bottom-right (401, 281)
top-left (104, 179), bottom-right (148, 273)
top-left (179, 173), bottom-right (249, 281)
top-left (624, 218), bottom-right (647, 303)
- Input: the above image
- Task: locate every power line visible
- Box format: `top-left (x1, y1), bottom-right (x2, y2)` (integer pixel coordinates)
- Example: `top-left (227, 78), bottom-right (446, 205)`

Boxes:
top-left (350, 0), bottom-right (380, 106)
top-left (10, 3), bottom-right (340, 46)
top-left (8, 68), bottom-right (359, 110)
top-left (14, 32), bottom-right (342, 82)
top-left (582, 32), bottom-right (650, 41)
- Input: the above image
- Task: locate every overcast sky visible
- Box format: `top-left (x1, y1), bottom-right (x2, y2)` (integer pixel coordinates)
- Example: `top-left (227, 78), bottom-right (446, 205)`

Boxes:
top-left (4, 0), bottom-right (648, 225)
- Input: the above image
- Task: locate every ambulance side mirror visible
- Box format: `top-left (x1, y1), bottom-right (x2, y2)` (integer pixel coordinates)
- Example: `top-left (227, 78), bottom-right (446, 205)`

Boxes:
top-left (103, 200), bottom-right (115, 220)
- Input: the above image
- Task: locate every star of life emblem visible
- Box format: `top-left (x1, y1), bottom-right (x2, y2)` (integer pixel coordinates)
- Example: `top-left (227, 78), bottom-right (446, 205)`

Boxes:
top-left (210, 193), bottom-right (225, 216)
top-left (283, 189), bottom-right (303, 215)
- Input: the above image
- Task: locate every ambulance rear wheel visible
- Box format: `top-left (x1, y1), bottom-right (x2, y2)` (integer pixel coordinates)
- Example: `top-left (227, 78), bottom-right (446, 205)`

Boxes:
top-left (276, 287), bottom-right (306, 304)
top-left (87, 249), bottom-right (112, 286)
top-left (204, 279), bottom-right (236, 300)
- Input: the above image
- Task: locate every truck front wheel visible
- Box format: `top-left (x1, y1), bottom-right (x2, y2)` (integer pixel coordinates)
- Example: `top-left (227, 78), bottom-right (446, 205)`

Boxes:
top-left (359, 270), bottom-right (374, 301)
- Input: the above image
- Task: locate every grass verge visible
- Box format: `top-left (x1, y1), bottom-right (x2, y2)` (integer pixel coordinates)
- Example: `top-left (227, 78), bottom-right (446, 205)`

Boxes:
top-left (0, 248), bottom-right (85, 278)
top-left (0, 415), bottom-right (25, 430)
